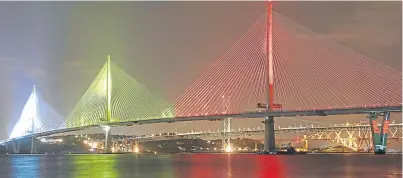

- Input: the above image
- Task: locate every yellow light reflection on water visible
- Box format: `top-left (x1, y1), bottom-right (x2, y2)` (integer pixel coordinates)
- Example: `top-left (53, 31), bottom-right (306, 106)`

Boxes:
top-left (72, 155), bottom-right (118, 178)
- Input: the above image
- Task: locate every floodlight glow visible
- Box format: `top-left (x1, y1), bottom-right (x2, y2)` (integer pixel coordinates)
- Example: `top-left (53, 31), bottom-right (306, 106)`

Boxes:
top-left (102, 125), bottom-right (110, 131)
top-left (225, 145), bottom-right (232, 153)
top-left (9, 87), bottom-right (40, 139)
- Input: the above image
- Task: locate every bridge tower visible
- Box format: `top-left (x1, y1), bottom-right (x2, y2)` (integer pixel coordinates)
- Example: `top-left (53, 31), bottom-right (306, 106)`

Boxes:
top-left (263, 0), bottom-right (276, 153)
top-left (368, 112), bottom-right (391, 154)
top-left (30, 85), bottom-right (37, 154)
top-left (104, 55), bottom-right (113, 153)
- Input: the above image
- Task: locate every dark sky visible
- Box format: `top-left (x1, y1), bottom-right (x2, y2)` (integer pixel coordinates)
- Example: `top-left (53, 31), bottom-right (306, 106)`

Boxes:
top-left (0, 2), bottom-right (401, 139)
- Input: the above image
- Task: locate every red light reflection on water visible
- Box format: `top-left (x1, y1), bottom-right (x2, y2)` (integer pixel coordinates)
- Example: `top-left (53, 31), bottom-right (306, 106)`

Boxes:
top-left (173, 154), bottom-right (285, 178)
top-left (174, 154), bottom-right (215, 178)
top-left (189, 154), bottom-right (215, 178)
top-left (257, 155), bottom-right (285, 178)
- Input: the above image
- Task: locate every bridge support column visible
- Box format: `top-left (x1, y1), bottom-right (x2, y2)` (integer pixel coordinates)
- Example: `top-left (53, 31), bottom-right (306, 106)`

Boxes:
top-left (222, 118), bottom-right (231, 152)
top-left (12, 141), bottom-right (20, 154)
top-left (264, 116), bottom-right (276, 153)
top-left (368, 112), bottom-right (390, 154)
top-left (103, 126), bottom-right (112, 153)
top-left (380, 112), bottom-right (390, 153)
top-left (30, 137), bottom-right (38, 154)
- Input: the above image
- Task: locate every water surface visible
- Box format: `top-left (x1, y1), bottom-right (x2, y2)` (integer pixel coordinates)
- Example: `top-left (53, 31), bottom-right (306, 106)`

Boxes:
top-left (0, 154), bottom-right (401, 178)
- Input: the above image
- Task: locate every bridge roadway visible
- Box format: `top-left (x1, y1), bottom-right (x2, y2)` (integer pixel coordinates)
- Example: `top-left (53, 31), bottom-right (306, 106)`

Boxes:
top-left (1, 106), bottom-right (401, 144)
top-left (100, 123), bottom-right (403, 142)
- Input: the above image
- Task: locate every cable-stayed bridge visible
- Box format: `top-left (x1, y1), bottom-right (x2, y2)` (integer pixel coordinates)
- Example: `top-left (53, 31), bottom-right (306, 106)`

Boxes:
top-left (8, 86), bottom-right (65, 139)
top-left (3, 4), bottom-right (402, 154)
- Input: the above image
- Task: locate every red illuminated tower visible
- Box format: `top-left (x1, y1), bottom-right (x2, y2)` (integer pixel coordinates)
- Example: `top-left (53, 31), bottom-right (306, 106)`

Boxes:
top-left (264, 0), bottom-right (276, 153)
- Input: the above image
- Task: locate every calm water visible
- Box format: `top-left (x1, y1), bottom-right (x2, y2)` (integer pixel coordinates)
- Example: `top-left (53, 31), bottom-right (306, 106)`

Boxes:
top-left (0, 154), bottom-right (401, 178)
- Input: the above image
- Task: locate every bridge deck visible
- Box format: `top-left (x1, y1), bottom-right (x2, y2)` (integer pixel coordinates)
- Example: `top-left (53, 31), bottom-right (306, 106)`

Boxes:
top-left (1, 106), bottom-right (401, 144)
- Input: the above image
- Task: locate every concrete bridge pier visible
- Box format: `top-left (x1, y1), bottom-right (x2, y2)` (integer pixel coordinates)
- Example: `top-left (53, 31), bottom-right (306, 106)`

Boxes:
top-left (380, 112), bottom-right (390, 151)
top-left (264, 116), bottom-right (276, 153)
top-left (12, 141), bottom-right (20, 154)
top-left (103, 126), bottom-right (112, 153)
top-left (222, 118), bottom-right (231, 152)
top-left (368, 112), bottom-right (391, 154)
top-left (30, 137), bottom-right (39, 154)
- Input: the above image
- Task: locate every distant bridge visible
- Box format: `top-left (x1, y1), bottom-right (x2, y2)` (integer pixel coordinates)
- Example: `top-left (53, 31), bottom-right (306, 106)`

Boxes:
top-left (125, 123), bottom-right (403, 143)
top-left (64, 123), bottom-right (401, 152)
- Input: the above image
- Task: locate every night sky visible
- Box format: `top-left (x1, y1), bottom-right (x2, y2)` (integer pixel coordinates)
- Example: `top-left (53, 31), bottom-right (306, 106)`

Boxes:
top-left (0, 2), bottom-right (401, 139)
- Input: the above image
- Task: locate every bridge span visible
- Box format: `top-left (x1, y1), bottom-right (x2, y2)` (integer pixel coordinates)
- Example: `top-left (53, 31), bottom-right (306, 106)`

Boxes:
top-left (2, 106), bottom-right (401, 145)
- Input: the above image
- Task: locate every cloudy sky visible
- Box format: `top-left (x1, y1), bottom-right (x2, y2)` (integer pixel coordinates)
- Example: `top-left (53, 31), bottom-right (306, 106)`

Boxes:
top-left (0, 2), bottom-right (401, 139)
